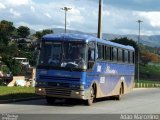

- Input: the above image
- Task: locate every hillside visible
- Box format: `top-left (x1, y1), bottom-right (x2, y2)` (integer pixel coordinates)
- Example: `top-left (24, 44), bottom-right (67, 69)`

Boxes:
top-left (53, 28), bottom-right (160, 47)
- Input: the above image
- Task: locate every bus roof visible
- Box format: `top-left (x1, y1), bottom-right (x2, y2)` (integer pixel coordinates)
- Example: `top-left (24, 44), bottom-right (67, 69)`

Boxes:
top-left (42, 33), bottom-right (134, 51)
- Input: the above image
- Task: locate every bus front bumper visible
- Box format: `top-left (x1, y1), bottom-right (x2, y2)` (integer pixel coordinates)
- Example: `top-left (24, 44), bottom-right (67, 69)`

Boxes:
top-left (35, 87), bottom-right (90, 100)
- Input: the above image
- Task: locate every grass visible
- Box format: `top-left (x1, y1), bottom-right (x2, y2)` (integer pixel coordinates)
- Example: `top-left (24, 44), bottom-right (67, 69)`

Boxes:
top-left (0, 87), bottom-right (38, 100)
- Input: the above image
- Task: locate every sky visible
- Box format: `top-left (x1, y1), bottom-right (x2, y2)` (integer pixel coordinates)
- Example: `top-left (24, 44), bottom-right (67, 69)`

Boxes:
top-left (0, 0), bottom-right (160, 35)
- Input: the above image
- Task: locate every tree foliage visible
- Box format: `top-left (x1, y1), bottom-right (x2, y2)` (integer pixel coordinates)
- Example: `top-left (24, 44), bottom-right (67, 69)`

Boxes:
top-left (0, 20), bottom-right (54, 74)
top-left (17, 26), bottom-right (30, 38)
top-left (111, 37), bottom-right (138, 63)
top-left (1, 55), bottom-right (22, 75)
top-left (140, 45), bottom-right (160, 65)
top-left (34, 29), bottom-right (53, 40)
top-left (111, 37), bottom-right (138, 49)
top-left (0, 42), bottom-right (19, 57)
top-left (0, 20), bottom-right (16, 45)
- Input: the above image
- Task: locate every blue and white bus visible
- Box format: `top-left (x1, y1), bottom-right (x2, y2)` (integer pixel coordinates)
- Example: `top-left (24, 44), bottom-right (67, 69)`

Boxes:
top-left (35, 33), bottom-right (135, 105)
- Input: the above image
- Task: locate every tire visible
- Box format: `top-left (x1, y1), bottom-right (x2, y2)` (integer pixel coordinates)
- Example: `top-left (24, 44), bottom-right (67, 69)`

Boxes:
top-left (46, 96), bottom-right (56, 104)
top-left (115, 84), bottom-right (123, 100)
top-left (85, 87), bottom-right (95, 106)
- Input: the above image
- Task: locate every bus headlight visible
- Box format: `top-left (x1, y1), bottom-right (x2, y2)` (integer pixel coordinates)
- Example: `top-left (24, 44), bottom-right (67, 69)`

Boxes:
top-left (80, 84), bottom-right (84, 89)
top-left (82, 65), bottom-right (87, 69)
top-left (36, 88), bottom-right (45, 95)
top-left (71, 84), bottom-right (84, 89)
top-left (38, 88), bottom-right (42, 91)
top-left (75, 92), bottom-right (80, 95)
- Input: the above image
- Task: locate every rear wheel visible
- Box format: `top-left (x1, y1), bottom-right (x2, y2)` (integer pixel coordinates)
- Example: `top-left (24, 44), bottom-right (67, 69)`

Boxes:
top-left (115, 84), bottom-right (123, 100)
top-left (46, 96), bottom-right (56, 104)
top-left (85, 87), bottom-right (95, 106)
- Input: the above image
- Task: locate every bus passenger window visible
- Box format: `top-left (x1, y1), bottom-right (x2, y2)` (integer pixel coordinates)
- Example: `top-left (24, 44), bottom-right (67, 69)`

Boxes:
top-left (124, 50), bottom-right (129, 63)
top-left (102, 45), bottom-right (105, 60)
top-left (113, 48), bottom-right (117, 61)
top-left (118, 49), bottom-right (123, 62)
top-left (97, 44), bottom-right (103, 60)
top-left (128, 51), bottom-right (134, 64)
top-left (105, 46), bottom-right (111, 61)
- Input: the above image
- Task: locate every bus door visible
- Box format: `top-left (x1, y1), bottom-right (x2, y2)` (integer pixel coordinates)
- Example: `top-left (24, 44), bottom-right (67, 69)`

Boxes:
top-left (86, 41), bottom-right (97, 88)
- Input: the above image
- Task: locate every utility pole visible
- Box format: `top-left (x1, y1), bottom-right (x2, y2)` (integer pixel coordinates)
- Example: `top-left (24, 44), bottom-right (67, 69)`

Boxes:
top-left (137, 20), bottom-right (143, 83)
top-left (97, 0), bottom-right (103, 38)
top-left (61, 7), bottom-right (72, 33)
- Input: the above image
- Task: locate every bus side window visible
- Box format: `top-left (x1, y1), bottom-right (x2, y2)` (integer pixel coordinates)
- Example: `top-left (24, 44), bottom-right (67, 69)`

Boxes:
top-left (131, 51), bottom-right (135, 64)
top-left (113, 47), bottom-right (117, 61)
top-left (118, 48), bottom-right (123, 62)
top-left (133, 52), bottom-right (135, 63)
top-left (124, 50), bottom-right (129, 63)
top-left (105, 46), bottom-right (111, 61)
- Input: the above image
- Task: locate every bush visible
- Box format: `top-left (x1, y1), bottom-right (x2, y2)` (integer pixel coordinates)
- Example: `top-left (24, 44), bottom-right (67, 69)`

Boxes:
top-left (140, 64), bottom-right (160, 75)
top-left (1, 55), bottom-right (22, 76)
top-left (139, 64), bottom-right (160, 80)
top-left (0, 80), bottom-right (6, 86)
top-left (0, 65), bottom-right (10, 73)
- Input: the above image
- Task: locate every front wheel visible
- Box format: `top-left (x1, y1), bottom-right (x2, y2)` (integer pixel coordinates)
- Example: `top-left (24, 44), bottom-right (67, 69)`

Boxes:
top-left (85, 87), bottom-right (95, 106)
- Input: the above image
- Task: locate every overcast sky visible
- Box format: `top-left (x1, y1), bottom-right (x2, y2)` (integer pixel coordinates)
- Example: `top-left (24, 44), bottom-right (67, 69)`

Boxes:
top-left (0, 0), bottom-right (160, 35)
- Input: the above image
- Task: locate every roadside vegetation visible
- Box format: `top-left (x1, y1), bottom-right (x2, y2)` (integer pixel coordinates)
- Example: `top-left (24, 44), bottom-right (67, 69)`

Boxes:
top-left (0, 87), bottom-right (37, 100)
top-left (0, 20), bottom-right (52, 100)
top-left (0, 20), bottom-right (53, 75)
top-left (111, 37), bottom-right (160, 82)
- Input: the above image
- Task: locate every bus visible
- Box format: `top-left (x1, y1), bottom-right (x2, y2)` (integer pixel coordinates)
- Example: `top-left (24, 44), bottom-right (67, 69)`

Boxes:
top-left (35, 33), bottom-right (135, 106)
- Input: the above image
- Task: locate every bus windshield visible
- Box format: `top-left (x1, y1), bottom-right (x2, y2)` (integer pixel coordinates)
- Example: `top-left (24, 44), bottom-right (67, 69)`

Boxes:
top-left (38, 41), bottom-right (87, 70)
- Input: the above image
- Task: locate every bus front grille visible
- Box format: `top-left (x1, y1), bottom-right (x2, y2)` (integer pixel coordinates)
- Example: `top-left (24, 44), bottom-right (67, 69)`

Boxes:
top-left (45, 87), bottom-right (71, 96)
top-left (48, 82), bottom-right (70, 88)
top-left (39, 75), bottom-right (80, 82)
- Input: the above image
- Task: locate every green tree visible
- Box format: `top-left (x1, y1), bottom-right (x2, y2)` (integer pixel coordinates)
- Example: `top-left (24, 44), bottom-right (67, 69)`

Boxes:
top-left (1, 55), bottom-right (22, 75)
top-left (42, 29), bottom-right (53, 35)
top-left (0, 42), bottom-right (19, 57)
top-left (34, 31), bottom-right (42, 40)
top-left (111, 37), bottom-right (137, 49)
top-left (34, 29), bottom-right (53, 40)
top-left (17, 26), bottom-right (30, 38)
top-left (111, 37), bottom-right (138, 62)
top-left (0, 20), bottom-right (16, 45)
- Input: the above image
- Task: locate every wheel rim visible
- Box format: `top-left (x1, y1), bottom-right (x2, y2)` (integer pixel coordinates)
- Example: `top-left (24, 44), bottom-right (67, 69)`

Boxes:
top-left (90, 88), bottom-right (94, 101)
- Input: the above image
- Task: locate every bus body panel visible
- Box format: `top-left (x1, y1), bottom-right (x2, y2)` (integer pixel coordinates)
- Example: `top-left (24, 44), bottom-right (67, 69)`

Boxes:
top-left (86, 61), bottom-right (134, 98)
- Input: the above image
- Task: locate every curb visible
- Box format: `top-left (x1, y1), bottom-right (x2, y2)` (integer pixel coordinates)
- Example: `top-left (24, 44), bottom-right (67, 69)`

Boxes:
top-left (0, 97), bottom-right (44, 104)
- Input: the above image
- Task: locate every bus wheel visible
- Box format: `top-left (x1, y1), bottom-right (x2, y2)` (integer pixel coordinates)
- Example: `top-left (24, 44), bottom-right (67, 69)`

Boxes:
top-left (115, 84), bottom-right (123, 100)
top-left (46, 96), bottom-right (56, 104)
top-left (86, 87), bottom-right (95, 106)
